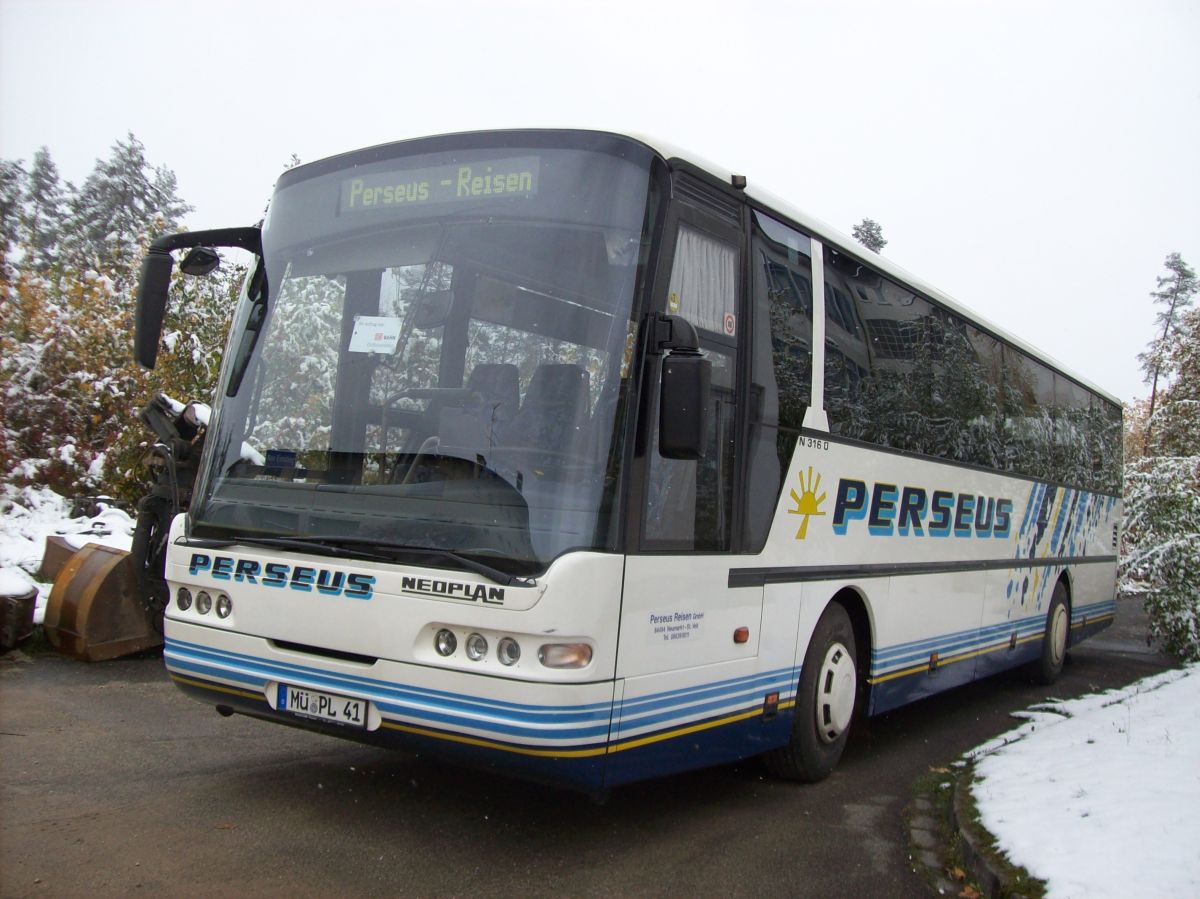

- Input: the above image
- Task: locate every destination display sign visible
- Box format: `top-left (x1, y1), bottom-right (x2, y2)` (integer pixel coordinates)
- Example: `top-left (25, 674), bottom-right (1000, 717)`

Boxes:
top-left (339, 156), bottom-right (540, 214)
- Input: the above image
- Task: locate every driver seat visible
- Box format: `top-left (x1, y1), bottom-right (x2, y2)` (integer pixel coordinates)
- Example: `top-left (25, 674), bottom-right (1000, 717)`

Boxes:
top-left (505, 363), bottom-right (591, 457)
top-left (438, 362), bottom-right (520, 450)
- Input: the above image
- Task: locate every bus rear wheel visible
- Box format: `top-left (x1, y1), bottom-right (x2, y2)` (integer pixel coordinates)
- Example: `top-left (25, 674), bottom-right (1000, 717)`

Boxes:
top-left (1030, 581), bottom-right (1070, 685)
top-left (764, 602), bottom-right (858, 783)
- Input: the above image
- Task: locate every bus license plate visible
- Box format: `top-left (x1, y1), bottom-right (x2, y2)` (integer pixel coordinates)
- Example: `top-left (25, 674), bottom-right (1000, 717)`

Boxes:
top-left (278, 684), bottom-right (367, 728)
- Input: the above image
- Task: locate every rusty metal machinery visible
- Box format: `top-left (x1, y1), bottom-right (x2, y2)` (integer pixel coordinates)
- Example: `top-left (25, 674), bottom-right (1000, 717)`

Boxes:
top-left (43, 545), bottom-right (160, 661)
top-left (41, 395), bottom-right (206, 661)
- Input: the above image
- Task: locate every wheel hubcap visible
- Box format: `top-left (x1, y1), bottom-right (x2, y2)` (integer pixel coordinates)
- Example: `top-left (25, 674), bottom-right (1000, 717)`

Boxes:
top-left (1050, 603), bottom-right (1068, 667)
top-left (816, 642), bottom-right (856, 744)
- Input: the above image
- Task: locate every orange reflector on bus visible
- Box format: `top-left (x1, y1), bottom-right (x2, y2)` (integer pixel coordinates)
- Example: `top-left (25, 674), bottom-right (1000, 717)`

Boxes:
top-left (733, 627), bottom-right (750, 644)
top-left (763, 691), bottom-right (780, 718)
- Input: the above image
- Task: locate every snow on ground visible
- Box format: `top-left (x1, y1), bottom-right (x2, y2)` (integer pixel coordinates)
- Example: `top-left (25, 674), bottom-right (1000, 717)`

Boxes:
top-left (969, 665), bottom-right (1200, 898)
top-left (0, 486), bottom-right (135, 624)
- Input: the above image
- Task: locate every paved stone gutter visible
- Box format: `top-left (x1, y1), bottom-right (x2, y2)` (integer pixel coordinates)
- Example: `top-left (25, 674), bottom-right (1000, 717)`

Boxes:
top-left (907, 762), bottom-right (1044, 898)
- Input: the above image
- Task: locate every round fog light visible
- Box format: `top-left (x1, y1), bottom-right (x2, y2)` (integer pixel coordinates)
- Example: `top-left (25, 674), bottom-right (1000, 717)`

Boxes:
top-left (195, 590), bottom-right (213, 615)
top-left (434, 628), bottom-right (457, 656)
top-left (497, 637), bottom-right (521, 666)
top-left (216, 594), bottom-right (233, 619)
top-left (176, 587), bottom-right (192, 611)
top-left (465, 632), bottom-right (488, 661)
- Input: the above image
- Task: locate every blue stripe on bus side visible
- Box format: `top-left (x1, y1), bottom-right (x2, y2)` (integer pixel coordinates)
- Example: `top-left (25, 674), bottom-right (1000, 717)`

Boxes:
top-left (871, 614), bottom-right (1043, 666)
top-left (615, 675), bottom-right (797, 735)
top-left (1072, 599), bottom-right (1117, 622)
top-left (869, 599), bottom-right (1117, 679)
top-left (369, 699), bottom-right (613, 742)
top-left (615, 668), bottom-right (796, 717)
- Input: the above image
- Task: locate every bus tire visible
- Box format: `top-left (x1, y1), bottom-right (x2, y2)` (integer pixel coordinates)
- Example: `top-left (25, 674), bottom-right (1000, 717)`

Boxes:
top-left (764, 602), bottom-right (858, 783)
top-left (1031, 582), bottom-right (1070, 685)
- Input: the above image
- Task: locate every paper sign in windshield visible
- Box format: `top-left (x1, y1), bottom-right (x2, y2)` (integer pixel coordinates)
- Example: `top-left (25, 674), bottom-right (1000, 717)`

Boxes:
top-left (349, 316), bottom-right (402, 354)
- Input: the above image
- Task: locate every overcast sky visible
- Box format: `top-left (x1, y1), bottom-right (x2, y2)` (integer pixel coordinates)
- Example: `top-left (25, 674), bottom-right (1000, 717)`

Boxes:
top-left (3, 0), bottom-right (1197, 404)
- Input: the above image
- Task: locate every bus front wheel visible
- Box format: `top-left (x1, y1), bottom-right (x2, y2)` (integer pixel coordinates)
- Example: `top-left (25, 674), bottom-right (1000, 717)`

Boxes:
top-left (764, 602), bottom-right (858, 783)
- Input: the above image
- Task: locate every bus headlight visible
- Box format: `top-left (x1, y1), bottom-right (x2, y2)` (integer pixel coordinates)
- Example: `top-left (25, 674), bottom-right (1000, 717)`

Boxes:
top-left (465, 633), bottom-right (488, 661)
top-left (496, 637), bottom-right (521, 666)
top-left (216, 593), bottom-right (233, 619)
top-left (176, 587), bottom-right (193, 611)
top-left (538, 642), bottom-right (592, 669)
top-left (195, 591), bottom-right (213, 615)
top-left (434, 628), bottom-right (457, 656)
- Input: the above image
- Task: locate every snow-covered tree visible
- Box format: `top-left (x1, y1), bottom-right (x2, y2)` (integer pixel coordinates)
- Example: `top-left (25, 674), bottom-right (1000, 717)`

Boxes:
top-left (1123, 276), bottom-right (1200, 662)
top-left (0, 136), bottom-right (234, 504)
top-left (851, 218), bottom-right (887, 254)
top-left (59, 133), bottom-right (191, 281)
top-left (1137, 253), bottom-right (1197, 446)
top-left (0, 158), bottom-right (26, 281)
top-left (1122, 397), bottom-right (1150, 463)
top-left (20, 147), bottom-right (66, 275)
top-left (249, 273), bottom-right (345, 454)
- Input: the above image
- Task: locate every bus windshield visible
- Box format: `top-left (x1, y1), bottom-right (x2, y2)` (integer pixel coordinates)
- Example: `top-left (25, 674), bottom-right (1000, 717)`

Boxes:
top-left (189, 136), bottom-right (658, 576)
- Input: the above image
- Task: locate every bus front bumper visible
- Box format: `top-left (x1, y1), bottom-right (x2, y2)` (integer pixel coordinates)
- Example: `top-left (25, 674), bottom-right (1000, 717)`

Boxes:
top-left (163, 621), bottom-right (617, 792)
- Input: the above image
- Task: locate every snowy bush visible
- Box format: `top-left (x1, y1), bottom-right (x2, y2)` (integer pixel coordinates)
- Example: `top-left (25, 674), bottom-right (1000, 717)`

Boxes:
top-left (1122, 456), bottom-right (1200, 661)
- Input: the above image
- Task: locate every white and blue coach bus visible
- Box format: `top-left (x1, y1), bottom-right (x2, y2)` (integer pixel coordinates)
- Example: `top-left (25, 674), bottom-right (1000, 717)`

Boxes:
top-left (134, 129), bottom-right (1122, 793)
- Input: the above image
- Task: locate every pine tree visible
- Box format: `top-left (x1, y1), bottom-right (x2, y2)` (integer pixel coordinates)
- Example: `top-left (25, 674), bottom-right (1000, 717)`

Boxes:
top-left (59, 132), bottom-right (192, 281)
top-left (0, 159), bottom-right (27, 281)
top-left (1152, 306), bottom-right (1200, 457)
top-left (1138, 253), bottom-right (1197, 444)
top-left (851, 218), bottom-right (887, 254)
top-left (20, 147), bottom-right (66, 275)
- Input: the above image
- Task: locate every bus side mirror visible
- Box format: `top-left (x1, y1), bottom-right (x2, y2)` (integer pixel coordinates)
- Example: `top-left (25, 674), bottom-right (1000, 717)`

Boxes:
top-left (133, 227), bottom-right (263, 371)
top-left (659, 351), bottom-right (710, 460)
top-left (135, 248), bottom-right (174, 369)
top-left (179, 246), bottom-right (221, 276)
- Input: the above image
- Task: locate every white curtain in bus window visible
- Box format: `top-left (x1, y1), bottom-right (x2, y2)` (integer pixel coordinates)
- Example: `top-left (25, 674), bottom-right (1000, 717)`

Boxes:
top-left (667, 225), bottom-right (737, 335)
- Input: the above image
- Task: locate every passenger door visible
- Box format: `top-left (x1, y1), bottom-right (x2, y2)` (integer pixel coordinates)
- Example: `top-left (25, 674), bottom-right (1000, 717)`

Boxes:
top-left (612, 183), bottom-right (770, 776)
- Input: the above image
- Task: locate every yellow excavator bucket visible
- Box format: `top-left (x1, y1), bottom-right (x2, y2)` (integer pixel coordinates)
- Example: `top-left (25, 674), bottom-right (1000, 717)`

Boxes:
top-left (42, 543), bottom-right (162, 662)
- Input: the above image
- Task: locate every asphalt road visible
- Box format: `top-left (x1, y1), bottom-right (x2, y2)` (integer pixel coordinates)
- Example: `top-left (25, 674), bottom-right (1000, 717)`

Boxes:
top-left (0, 597), bottom-right (1173, 899)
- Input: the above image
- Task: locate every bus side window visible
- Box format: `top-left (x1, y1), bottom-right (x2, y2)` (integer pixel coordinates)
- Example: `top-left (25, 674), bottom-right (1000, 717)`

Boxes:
top-left (748, 211), bottom-right (813, 551)
top-left (644, 224), bottom-right (738, 552)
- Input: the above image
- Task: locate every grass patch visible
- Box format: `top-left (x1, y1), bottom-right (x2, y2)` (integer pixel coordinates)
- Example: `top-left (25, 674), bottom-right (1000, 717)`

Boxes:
top-left (20, 625), bottom-right (57, 654)
top-left (954, 762), bottom-right (1047, 899)
top-left (908, 766), bottom-right (983, 895)
top-left (908, 760), bottom-right (1051, 899)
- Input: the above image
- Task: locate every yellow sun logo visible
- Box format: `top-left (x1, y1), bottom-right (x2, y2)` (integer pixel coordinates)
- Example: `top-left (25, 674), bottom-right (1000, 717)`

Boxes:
top-left (788, 466), bottom-right (827, 540)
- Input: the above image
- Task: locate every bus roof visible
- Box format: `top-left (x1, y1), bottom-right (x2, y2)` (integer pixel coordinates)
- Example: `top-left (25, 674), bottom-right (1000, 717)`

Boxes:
top-left (617, 131), bottom-right (1121, 408)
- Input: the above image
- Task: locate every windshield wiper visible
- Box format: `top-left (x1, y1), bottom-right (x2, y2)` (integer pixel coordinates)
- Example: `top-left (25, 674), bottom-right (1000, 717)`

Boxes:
top-left (181, 534), bottom-right (535, 587)
top-left (368, 541), bottom-right (537, 588)
top-left (183, 534), bottom-right (394, 562)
